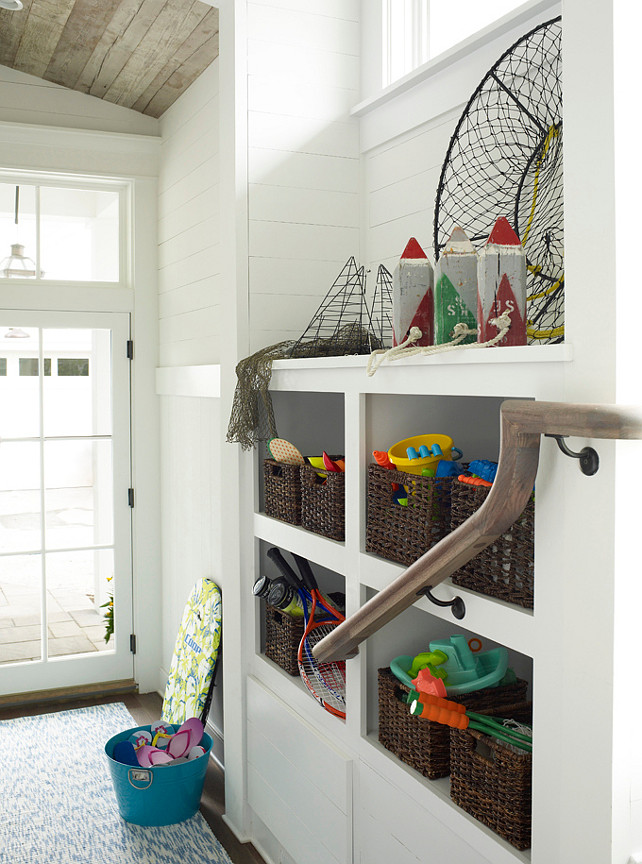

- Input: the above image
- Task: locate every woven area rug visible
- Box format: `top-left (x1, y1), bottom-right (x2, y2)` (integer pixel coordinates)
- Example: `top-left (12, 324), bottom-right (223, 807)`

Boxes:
top-left (0, 702), bottom-right (233, 864)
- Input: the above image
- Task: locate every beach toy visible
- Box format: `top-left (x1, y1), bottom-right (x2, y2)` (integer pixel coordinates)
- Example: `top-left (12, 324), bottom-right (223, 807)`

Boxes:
top-left (458, 474), bottom-right (492, 487)
top-left (113, 741), bottom-right (139, 766)
top-left (267, 438), bottom-right (305, 465)
top-left (412, 667), bottom-right (447, 698)
top-left (468, 459), bottom-right (498, 483)
top-left (427, 635), bottom-right (509, 695)
top-left (373, 450), bottom-right (395, 469)
top-left (392, 636), bottom-right (509, 697)
top-left (322, 451), bottom-right (342, 472)
top-left (188, 746), bottom-right (206, 760)
top-left (436, 460), bottom-right (464, 478)
top-left (388, 434), bottom-right (462, 476)
top-left (128, 729), bottom-right (152, 750)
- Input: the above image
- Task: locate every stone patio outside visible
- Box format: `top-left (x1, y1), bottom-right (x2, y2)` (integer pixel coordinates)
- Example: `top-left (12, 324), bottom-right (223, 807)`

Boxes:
top-left (0, 487), bottom-right (113, 665)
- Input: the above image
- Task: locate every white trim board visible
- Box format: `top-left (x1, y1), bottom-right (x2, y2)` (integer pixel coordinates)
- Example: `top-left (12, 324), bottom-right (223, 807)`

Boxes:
top-left (155, 364), bottom-right (221, 398)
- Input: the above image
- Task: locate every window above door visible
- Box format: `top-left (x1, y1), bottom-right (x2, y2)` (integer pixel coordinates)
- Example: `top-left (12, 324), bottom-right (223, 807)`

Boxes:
top-left (0, 176), bottom-right (127, 286)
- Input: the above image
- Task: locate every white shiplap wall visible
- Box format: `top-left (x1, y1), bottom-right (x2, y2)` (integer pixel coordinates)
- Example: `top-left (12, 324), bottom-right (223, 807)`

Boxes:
top-left (0, 65), bottom-right (159, 136)
top-left (158, 60), bottom-right (221, 366)
top-left (246, 0), bottom-right (361, 353)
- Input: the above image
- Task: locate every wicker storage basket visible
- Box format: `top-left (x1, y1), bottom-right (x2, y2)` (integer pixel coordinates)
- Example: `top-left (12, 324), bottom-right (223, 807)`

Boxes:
top-left (366, 464), bottom-right (454, 566)
top-left (377, 666), bottom-right (529, 780)
top-left (450, 478), bottom-right (534, 608)
top-left (450, 702), bottom-right (533, 850)
top-left (300, 462), bottom-right (345, 541)
top-left (264, 603), bottom-right (303, 676)
top-left (263, 459), bottom-right (302, 526)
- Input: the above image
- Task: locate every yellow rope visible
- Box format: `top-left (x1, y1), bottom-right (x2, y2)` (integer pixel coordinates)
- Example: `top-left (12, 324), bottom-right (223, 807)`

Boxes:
top-left (521, 125), bottom-right (559, 248)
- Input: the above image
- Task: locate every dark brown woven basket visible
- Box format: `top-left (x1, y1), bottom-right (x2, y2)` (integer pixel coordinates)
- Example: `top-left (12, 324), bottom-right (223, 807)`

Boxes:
top-left (264, 603), bottom-right (303, 676)
top-left (450, 478), bottom-right (534, 608)
top-left (300, 462), bottom-right (345, 541)
top-left (450, 702), bottom-right (533, 850)
top-left (263, 459), bottom-right (302, 525)
top-left (366, 464), bottom-right (453, 566)
top-left (377, 666), bottom-right (528, 780)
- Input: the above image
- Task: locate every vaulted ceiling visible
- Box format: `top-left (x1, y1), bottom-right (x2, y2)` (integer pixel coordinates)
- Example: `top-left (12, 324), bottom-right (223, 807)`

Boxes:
top-left (0, 0), bottom-right (219, 118)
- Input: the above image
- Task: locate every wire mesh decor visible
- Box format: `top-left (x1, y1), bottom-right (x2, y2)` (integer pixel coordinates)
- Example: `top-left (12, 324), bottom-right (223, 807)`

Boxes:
top-left (370, 264), bottom-right (394, 350)
top-left (288, 257), bottom-right (378, 358)
top-left (226, 257), bottom-right (390, 449)
top-left (434, 17), bottom-right (563, 344)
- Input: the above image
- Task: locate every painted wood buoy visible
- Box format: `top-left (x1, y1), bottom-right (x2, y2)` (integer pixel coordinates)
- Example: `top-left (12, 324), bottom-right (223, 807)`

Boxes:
top-left (434, 226), bottom-right (478, 345)
top-left (477, 217), bottom-right (527, 346)
top-left (392, 237), bottom-right (434, 346)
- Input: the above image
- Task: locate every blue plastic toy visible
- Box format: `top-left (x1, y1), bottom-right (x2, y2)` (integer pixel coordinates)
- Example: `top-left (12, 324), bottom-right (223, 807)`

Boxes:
top-left (468, 459), bottom-right (498, 483)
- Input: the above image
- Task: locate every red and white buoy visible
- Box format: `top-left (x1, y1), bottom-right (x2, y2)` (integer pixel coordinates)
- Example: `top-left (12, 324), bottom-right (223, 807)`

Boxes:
top-left (477, 217), bottom-right (527, 346)
top-left (392, 238), bottom-right (434, 347)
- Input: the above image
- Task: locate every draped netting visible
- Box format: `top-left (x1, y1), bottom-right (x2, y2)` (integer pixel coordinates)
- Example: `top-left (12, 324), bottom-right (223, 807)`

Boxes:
top-left (434, 17), bottom-right (563, 344)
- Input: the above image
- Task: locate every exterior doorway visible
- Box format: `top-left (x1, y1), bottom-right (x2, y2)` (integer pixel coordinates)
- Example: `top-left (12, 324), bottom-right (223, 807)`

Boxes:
top-left (0, 311), bottom-right (133, 695)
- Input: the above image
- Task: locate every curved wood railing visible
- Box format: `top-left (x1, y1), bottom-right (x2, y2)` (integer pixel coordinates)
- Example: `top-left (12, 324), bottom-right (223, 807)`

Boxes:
top-left (313, 400), bottom-right (642, 663)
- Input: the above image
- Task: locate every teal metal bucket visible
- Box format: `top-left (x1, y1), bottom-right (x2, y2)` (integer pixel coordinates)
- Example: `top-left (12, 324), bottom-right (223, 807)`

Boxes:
top-left (105, 724), bottom-right (212, 826)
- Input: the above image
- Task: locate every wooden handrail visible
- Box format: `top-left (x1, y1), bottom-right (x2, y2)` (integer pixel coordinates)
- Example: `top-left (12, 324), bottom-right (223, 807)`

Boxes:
top-left (313, 400), bottom-right (642, 663)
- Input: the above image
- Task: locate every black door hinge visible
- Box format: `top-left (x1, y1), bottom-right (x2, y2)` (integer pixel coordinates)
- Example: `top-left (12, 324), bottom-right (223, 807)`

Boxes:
top-left (128, 488), bottom-right (135, 508)
top-left (130, 634), bottom-right (137, 654)
top-left (126, 340), bottom-right (134, 359)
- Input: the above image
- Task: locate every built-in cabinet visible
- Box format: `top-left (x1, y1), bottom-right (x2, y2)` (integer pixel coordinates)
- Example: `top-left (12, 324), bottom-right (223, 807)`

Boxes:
top-left (244, 345), bottom-right (574, 864)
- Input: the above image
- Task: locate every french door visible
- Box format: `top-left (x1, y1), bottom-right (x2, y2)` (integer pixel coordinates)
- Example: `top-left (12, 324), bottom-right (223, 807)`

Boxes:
top-left (0, 311), bottom-right (133, 696)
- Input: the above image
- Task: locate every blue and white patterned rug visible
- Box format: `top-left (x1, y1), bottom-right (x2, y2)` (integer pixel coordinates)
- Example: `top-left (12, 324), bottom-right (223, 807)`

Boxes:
top-left (0, 702), bottom-right (233, 864)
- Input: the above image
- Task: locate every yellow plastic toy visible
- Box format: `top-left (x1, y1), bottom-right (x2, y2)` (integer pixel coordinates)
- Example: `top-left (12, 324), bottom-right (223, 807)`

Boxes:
top-left (388, 434), bottom-right (461, 476)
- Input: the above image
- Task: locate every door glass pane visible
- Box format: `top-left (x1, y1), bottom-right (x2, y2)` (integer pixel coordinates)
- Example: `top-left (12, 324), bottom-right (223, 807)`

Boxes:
top-left (0, 442), bottom-right (42, 554)
top-left (0, 326), bottom-right (40, 439)
top-left (40, 187), bottom-right (119, 282)
top-left (0, 183), bottom-right (37, 279)
top-left (46, 549), bottom-right (113, 658)
top-left (0, 553), bottom-right (42, 664)
top-left (44, 439), bottom-right (113, 550)
top-left (43, 328), bottom-right (112, 437)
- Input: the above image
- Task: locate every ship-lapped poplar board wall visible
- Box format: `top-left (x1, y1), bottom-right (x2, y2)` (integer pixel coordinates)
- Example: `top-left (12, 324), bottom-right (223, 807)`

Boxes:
top-left (158, 61), bottom-right (222, 368)
top-left (245, 0), bottom-right (361, 353)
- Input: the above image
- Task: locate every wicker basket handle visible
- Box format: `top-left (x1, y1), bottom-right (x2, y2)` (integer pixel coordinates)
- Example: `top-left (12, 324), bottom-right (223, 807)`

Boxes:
top-left (313, 399), bottom-right (642, 663)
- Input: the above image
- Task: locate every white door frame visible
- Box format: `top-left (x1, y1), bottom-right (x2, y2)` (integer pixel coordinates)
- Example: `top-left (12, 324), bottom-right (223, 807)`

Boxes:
top-left (0, 309), bottom-right (134, 695)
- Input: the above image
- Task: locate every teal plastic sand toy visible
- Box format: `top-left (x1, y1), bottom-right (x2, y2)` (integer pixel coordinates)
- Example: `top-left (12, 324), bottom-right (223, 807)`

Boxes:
top-left (391, 634), bottom-right (509, 696)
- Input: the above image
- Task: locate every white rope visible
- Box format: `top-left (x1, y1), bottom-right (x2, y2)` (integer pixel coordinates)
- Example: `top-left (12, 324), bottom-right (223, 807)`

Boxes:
top-left (366, 310), bottom-right (513, 377)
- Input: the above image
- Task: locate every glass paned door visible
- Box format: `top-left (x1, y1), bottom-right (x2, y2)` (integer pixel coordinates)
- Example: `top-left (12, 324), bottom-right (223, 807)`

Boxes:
top-left (0, 312), bottom-right (133, 695)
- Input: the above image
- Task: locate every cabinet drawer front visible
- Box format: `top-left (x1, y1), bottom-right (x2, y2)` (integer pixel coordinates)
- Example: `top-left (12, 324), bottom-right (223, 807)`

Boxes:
top-left (247, 676), bottom-right (353, 864)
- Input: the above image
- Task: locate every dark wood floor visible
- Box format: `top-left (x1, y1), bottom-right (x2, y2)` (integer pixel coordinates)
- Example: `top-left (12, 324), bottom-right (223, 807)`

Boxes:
top-left (0, 691), bottom-right (265, 864)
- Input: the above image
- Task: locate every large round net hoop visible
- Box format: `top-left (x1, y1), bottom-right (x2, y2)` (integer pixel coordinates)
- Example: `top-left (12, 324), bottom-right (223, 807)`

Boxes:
top-left (434, 17), bottom-right (563, 344)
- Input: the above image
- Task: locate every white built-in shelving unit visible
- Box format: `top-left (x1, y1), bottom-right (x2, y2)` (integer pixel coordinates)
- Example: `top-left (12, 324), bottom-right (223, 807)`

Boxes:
top-left (244, 346), bottom-right (578, 864)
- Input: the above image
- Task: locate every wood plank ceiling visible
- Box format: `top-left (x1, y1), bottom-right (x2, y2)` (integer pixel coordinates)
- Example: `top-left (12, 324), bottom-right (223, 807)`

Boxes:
top-left (0, 0), bottom-right (219, 118)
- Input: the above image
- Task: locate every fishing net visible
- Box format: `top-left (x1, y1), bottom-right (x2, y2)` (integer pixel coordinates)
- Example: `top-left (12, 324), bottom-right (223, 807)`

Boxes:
top-left (434, 17), bottom-right (563, 344)
top-left (226, 258), bottom-right (388, 449)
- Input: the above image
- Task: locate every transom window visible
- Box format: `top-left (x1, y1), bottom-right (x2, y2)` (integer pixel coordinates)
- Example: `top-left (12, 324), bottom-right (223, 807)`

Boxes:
top-left (383, 0), bottom-right (528, 86)
top-left (0, 179), bottom-right (124, 283)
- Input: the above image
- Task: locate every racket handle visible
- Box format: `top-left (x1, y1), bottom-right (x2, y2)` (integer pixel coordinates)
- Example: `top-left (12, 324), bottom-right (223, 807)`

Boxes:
top-left (266, 547), bottom-right (304, 592)
top-left (410, 700), bottom-right (469, 729)
top-left (291, 553), bottom-right (318, 591)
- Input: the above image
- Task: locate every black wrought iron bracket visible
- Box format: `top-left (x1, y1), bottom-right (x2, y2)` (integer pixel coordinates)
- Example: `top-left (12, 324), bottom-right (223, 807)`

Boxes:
top-left (545, 434), bottom-right (599, 476)
top-left (418, 586), bottom-right (466, 620)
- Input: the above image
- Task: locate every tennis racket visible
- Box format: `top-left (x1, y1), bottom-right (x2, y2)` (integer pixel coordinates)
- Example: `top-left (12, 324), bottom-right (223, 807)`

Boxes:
top-left (291, 553), bottom-right (347, 720)
top-left (266, 547), bottom-right (347, 719)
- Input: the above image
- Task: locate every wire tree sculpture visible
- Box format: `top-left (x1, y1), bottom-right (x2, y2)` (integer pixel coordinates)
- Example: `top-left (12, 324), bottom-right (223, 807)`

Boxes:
top-left (289, 257), bottom-right (379, 357)
top-left (434, 17), bottom-right (563, 344)
top-left (369, 264), bottom-right (394, 349)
